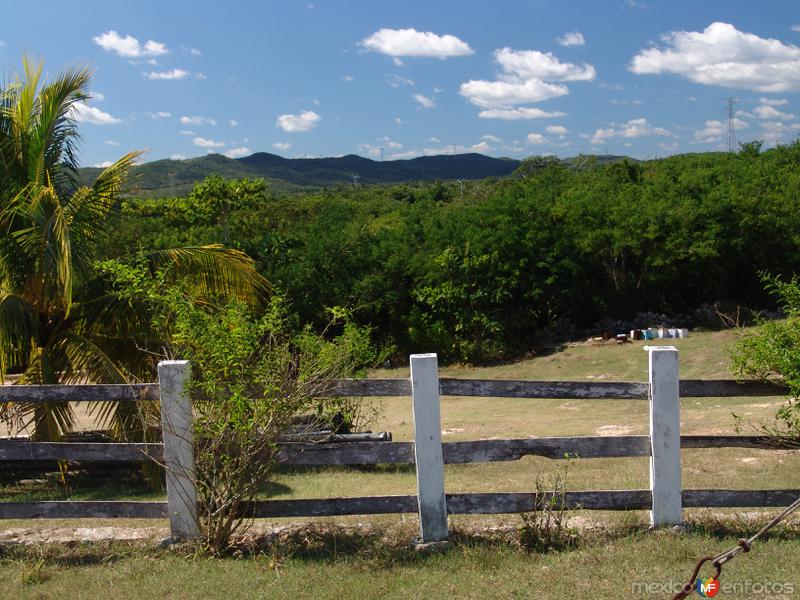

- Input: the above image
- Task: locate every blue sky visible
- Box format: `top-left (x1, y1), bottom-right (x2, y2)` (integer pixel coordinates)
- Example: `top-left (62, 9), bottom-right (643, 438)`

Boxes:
top-left (2, 0), bottom-right (799, 167)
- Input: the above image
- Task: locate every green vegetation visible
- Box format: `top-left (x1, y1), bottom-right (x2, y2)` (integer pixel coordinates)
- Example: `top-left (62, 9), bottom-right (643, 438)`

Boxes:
top-left (0, 58), bottom-right (268, 441)
top-left (107, 142), bottom-right (800, 363)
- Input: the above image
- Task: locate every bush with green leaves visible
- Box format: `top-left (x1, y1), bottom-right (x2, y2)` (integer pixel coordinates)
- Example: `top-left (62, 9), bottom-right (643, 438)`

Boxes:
top-left (732, 275), bottom-right (800, 441)
top-left (100, 259), bottom-right (378, 553)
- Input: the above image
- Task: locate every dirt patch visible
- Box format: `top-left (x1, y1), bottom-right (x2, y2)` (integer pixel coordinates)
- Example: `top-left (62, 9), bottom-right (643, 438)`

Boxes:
top-left (595, 424), bottom-right (636, 436)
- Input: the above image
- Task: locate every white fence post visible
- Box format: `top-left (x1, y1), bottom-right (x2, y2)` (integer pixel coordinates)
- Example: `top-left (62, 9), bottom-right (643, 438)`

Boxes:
top-left (410, 353), bottom-right (448, 543)
top-left (158, 360), bottom-right (199, 541)
top-left (646, 346), bottom-right (683, 526)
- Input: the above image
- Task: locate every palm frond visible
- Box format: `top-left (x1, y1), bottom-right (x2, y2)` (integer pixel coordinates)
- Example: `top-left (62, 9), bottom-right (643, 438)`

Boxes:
top-left (144, 245), bottom-right (271, 307)
top-left (0, 291), bottom-right (38, 377)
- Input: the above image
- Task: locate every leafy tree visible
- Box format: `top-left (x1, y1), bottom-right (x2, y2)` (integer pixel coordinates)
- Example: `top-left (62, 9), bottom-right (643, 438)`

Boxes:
top-left (0, 58), bottom-right (268, 440)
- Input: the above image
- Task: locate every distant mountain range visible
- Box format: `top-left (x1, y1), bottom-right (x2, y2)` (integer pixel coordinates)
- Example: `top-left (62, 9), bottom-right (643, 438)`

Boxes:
top-left (78, 152), bottom-right (525, 198)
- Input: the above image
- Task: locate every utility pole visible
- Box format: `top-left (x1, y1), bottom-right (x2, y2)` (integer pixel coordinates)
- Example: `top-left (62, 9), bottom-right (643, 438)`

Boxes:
top-left (726, 97), bottom-right (740, 153)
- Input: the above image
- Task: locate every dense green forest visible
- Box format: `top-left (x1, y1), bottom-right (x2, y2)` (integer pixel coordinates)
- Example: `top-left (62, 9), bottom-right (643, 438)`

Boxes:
top-left (101, 142), bottom-right (800, 363)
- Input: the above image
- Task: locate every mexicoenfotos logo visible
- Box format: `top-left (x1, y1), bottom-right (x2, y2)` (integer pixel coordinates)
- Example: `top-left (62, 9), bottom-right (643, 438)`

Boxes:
top-left (696, 577), bottom-right (720, 597)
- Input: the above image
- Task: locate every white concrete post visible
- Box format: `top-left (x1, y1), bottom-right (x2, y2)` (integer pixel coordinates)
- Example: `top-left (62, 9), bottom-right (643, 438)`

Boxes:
top-left (158, 360), bottom-right (199, 540)
top-left (646, 346), bottom-right (682, 526)
top-left (410, 353), bottom-right (448, 542)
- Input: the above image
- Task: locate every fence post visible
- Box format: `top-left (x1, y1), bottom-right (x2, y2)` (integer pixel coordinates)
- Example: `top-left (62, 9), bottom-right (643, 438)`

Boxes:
top-left (410, 353), bottom-right (448, 543)
top-left (158, 360), bottom-right (199, 541)
top-left (646, 346), bottom-right (682, 526)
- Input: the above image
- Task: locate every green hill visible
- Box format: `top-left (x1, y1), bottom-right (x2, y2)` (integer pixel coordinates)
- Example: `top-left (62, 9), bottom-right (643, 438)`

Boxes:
top-left (79, 151), bottom-right (524, 198)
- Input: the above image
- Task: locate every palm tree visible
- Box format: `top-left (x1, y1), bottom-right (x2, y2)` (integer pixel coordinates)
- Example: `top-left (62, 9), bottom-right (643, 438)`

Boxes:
top-left (0, 57), bottom-right (268, 440)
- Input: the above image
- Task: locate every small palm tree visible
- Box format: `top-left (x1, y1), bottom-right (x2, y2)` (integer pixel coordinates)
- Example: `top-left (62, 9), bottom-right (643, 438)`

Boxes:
top-left (0, 57), bottom-right (268, 440)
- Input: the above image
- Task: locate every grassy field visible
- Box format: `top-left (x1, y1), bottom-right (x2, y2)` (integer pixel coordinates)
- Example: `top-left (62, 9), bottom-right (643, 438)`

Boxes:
top-left (1, 328), bottom-right (799, 598)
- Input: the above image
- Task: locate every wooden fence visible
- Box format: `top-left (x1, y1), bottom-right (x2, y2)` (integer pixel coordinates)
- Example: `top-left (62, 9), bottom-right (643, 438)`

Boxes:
top-left (1, 347), bottom-right (797, 543)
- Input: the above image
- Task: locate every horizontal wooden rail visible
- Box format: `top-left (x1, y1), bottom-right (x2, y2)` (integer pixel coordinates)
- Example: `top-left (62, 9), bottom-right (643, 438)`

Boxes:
top-left (3, 488), bottom-right (798, 520)
top-left (0, 435), bottom-right (789, 464)
top-left (0, 384), bottom-right (159, 403)
top-left (0, 378), bottom-right (788, 404)
top-left (0, 501), bottom-right (168, 519)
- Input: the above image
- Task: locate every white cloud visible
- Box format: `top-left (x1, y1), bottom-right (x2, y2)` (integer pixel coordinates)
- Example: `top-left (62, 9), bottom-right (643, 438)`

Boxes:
top-left (752, 105), bottom-right (795, 120)
top-left (460, 47), bottom-right (593, 117)
top-left (68, 103), bottom-right (122, 125)
top-left (591, 117), bottom-right (671, 145)
top-left (94, 160), bottom-right (114, 168)
top-left (659, 141), bottom-right (680, 152)
top-left (147, 111), bottom-right (171, 119)
top-left (386, 74), bottom-right (414, 88)
top-left (481, 134), bottom-right (502, 143)
top-left (273, 142), bottom-right (291, 151)
top-left (224, 146), bottom-right (250, 158)
top-left (93, 30), bottom-right (168, 58)
top-left (545, 125), bottom-right (568, 135)
top-left (144, 68), bottom-right (189, 80)
top-left (190, 47), bottom-right (202, 56)
top-left (179, 130), bottom-right (196, 136)
top-left (0, 41), bottom-right (6, 47)
top-left (495, 48), bottom-right (595, 82)
top-left (792, 24), bottom-right (800, 33)
top-left (759, 97), bottom-right (788, 106)
top-left (692, 119), bottom-right (725, 143)
top-left (229, 119), bottom-right (239, 126)
top-left (359, 28), bottom-right (473, 59)
top-left (477, 107), bottom-right (566, 120)
top-left (429, 137), bottom-right (440, 143)
top-left (527, 132), bottom-right (548, 144)
top-left (556, 31), bottom-right (586, 47)
top-left (180, 116), bottom-right (216, 126)
top-left (460, 79), bottom-right (569, 109)
top-left (394, 117), bottom-right (406, 124)
top-left (341, 74), bottom-right (355, 82)
top-left (170, 154), bottom-right (187, 160)
top-left (193, 137), bottom-right (225, 148)
top-left (195, 72), bottom-right (207, 80)
top-left (377, 136), bottom-right (403, 148)
top-left (388, 140), bottom-right (494, 160)
top-left (630, 22), bottom-right (800, 92)
top-left (104, 140), bottom-right (120, 146)
top-left (413, 93), bottom-right (436, 109)
top-left (276, 110), bottom-right (320, 132)
top-left (91, 92), bottom-right (106, 101)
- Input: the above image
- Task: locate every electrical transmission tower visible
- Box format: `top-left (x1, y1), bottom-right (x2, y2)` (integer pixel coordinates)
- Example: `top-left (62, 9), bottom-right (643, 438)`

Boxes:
top-left (726, 97), bottom-right (740, 153)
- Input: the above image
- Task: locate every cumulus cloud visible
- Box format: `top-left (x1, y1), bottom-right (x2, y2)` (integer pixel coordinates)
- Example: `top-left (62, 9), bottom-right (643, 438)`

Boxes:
top-left (179, 130), bottom-right (196, 136)
top-left (104, 140), bottom-right (120, 146)
top-left (273, 142), bottom-right (291, 151)
top-left (180, 116), bottom-right (216, 126)
top-left (359, 28), bottom-right (473, 59)
top-left (68, 103), bottom-right (122, 125)
top-left (276, 110), bottom-right (320, 132)
top-left (527, 133), bottom-right (548, 144)
top-left (495, 48), bottom-right (595, 82)
top-left (388, 140), bottom-right (493, 160)
top-left (481, 134), bottom-right (502, 143)
top-left (94, 160), bottom-right (114, 168)
top-left (193, 137), bottom-right (225, 148)
top-left (691, 119), bottom-right (748, 143)
top-left (93, 30), bottom-right (167, 58)
top-left (147, 111), bottom-right (171, 119)
top-left (545, 125), bottom-right (568, 135)
top-left (412, 93), bottom-right (436, 108)
top-left (759, 97), bottom-right (788, 106)
top-left (224, 146), bottom-right (250, 158)
top-left (630, 22), bottom-right (800, 92)
top-left (556, 31), bottom-right (586, 47)
top-left (170, 154), bottom-right (187, 160)
top-left (460, 47), bottom-right (594, 118)
top-left (590, 117), bottom-right (671, 145)
top-left (752, 103), bottom-right (795, 120)
top-left (341, 74), bottom-right (355, 82)
top-left (792, 24), bottom-right (800, 33)
top-left (229, 119), bottom-right (239, 126)
top-left (477, 107), bottom-right (566, 120)
top-left (144, 69), bottom-right (189, 80)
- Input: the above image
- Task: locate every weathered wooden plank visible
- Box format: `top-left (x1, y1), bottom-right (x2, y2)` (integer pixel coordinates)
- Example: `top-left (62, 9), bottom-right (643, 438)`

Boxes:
top-left (680, 379), bottom-right (788, 397)
top-left (251, 495), bottom-right (418, 517)
top-left (277, 442), bottom-right (414, 465)
top-left (442, 436), bottom-right (652, 462)
top-left (683, 489), bottom-right (800, 508)
top-left (0, 384), bottom-right (160, 403)
top-left (0, 501), bottom-right (168, 519)
top-left (439, 379), bottom-right (649, 399)
top-left (0, 441), bottom-right (163, 462)
top-left (277, 432), bottom-right (392, 443)
top-left (329, 378), bottom-right (411, 397)
top-left (680, 436), bottom-right (791, 449)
